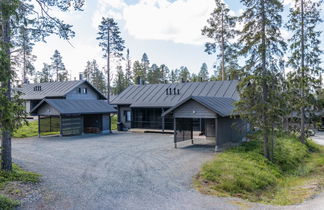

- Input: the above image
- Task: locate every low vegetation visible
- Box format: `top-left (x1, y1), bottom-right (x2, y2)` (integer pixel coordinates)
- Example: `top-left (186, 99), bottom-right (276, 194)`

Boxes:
top-left (194, 133), bottom-right (324, 205)
top-left (0, 164), bottom-right (40, 209)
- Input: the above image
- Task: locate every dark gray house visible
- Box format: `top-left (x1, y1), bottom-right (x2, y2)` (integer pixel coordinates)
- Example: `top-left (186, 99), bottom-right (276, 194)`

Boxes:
top-left (111, 80), bottom-right (247, 149)
top-left (17, 80), bottom-right (116, 136)
top-left (17, 80), bottom-right (107, 113)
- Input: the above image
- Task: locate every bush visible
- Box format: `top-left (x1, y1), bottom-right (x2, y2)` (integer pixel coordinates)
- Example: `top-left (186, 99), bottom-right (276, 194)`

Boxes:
top-left (273, 136), bottom-right (309, 172)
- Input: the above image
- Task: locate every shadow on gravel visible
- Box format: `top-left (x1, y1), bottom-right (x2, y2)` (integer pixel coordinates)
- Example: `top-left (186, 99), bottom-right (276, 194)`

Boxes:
top-left (178, 143), bottom-right (215, 153)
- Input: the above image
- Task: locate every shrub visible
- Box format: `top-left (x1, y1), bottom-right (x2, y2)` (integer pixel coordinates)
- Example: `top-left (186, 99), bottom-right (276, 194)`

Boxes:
top-left (273, 136), bottom-right (309, 172)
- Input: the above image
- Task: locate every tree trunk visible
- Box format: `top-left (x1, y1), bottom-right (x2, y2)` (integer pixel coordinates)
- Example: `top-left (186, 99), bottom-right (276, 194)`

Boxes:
top-left (300, 0), bottom-right (306, 144)
top-left (1, 4), bottom-right (13, 171)
top-left (221, 11), bottom-right (225, 81)
top-left (261, 0), bottom-right (270, 160)
top-left (107, 28), bottom-right (110, 103)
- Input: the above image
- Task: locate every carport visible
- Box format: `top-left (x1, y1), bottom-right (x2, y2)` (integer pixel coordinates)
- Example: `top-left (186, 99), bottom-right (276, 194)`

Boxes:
top-left (31, 99), bottom-right (117, 137)
top-left (162, 96), bottom-right (248, 150)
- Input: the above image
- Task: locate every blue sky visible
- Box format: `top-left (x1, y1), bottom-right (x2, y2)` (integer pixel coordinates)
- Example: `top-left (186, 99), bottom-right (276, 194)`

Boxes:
top-left (32, 0), bottom-right (324, 81)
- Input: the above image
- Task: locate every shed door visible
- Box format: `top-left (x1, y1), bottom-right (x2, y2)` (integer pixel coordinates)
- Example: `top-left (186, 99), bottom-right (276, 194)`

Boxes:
top-left (205, 119), bottom-right (215, 137)
top-left (61, 116), bottom-right (82, 136)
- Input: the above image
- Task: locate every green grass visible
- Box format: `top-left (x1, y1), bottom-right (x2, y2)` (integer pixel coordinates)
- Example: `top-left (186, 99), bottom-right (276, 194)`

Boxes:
top-left (13, 120), bottom-right (59, 138)
top-left (194, 134), bottom-right (324, 205)
top-left (111, 114), bottom-right (117, 130)
top-left (0, 164), bottom-right (40, 209)
top-left (0, 194), bottom-right (20, 210)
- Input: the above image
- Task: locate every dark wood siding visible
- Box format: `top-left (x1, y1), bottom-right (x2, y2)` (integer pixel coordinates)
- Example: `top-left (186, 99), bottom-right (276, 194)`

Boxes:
top-left (61, 116), bottom-right (82, 136)
top-left (174, 100), bottom-right (216, 119)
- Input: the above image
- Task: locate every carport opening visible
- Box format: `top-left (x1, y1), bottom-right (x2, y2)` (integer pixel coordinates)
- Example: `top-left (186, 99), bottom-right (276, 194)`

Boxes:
top-left (39, 116), bottom-right (60, 136)
top-left (175, 118), bottom-right (215, 148)
top-left (84, 114), bottom-right (102, 133)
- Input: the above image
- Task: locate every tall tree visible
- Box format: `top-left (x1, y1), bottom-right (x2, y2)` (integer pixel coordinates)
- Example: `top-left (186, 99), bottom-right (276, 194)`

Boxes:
top-left (286, 0), bottom-right (323, 143)
top-left (198, 63), bottom-right (209, 81)
top-left (125, 49), bottom-right (133, 88)
top-left (202, 0), bottom-right (237, 81)
top-left (140, 53), bottom-right (149, 83)
top-left (236, 0), bottom-right (287, 160)
top-left (0, 0), bottom-right (84, 171)
top-left (50, 50), bottom-right (67, 82)
top-left (97, 17), bottom-right (125, 103)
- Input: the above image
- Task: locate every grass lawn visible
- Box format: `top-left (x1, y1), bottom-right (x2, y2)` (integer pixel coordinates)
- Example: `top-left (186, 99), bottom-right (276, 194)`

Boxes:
top-left (194, 133), bottom-right (324, 205)
top-left (0, 164), bottom-right (40, 209)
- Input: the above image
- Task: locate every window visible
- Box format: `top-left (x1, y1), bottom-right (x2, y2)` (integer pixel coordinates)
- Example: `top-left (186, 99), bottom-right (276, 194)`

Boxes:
top-left (83, 88), bottom-right (88, 94)
top-left (124, 111), bottom-right (131, 122)
top-left (78, 88), bottom-right (81, 93)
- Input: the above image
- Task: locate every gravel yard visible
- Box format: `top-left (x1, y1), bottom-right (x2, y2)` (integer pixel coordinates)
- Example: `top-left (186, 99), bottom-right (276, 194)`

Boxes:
top-left (11, 132), bottom-right (324, 210)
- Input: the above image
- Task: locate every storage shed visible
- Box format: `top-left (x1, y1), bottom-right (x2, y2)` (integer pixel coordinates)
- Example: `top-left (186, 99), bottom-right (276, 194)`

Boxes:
top-left (31, 99), bottom-right (117, 136)
top-left (162, 96), bottom-right (248, 150)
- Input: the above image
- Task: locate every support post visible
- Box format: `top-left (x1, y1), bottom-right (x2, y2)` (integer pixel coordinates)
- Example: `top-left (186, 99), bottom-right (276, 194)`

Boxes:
top-left (174, 117), bottom-right (177, 148)
top-left (108, 113), bottom-right (111, 133)
top-left (81, 115), bottom-right (84, 135)
top-left (162, 108), bottom-right (165, 134)
top-left (38, 115), bottom-right (40, 138)
top-left (215, 116), bottom-right (218, 152)
top-left (191, 118), bottom-right (194, 144)
top-left (49, 116), bottom-right (52, 132)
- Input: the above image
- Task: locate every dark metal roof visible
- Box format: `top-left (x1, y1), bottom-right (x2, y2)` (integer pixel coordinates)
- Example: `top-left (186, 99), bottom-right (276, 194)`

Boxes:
top-left (16, 80), bottom-right (106, 100)
top-left (162, 96), bottom-right (236, 117)
top-left (111, 80), bottom-right (239, 108)
top-left (31, 99), bottom-right (117, 115)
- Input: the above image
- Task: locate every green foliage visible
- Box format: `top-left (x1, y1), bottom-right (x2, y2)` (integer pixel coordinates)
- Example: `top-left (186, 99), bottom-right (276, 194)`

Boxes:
top-left (111, 115), bottom-right (117, 130)
top-left (0, 194), bottom-right (20, 210)
top-left (83, 60), bottom-right (107, 94)
top-left (196, 134), bottom-right (324, 204)
top-left (112, 66), bottom-right (127, 95)
top-left (50, 50), bottom-right (67, 82)
top-left (0, 164), bottom-right (40, 209)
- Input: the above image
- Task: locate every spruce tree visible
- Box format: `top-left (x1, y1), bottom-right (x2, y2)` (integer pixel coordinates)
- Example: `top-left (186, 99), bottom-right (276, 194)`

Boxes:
top-left (286, 0), bottom-right (323, 143)
top-left (179, 66), bottom-right (191, 82)
top-left (112, 66), bottom-right (126, 95)
top-left (97, 17), bottom-right (125, 103)
top-left (198, 63), bottom-right (209, 81)
top-left (236, 0), bottom-right (287, 160)
top-left (38, 63), bottom-right (52, 83)
top-left (202, 0), bottom-right (237, 81)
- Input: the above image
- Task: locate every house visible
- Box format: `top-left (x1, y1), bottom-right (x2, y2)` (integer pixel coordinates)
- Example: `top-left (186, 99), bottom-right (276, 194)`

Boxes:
top-left (16, 80), bottom-right (107, 114)
top-left (111, 80), bottom-right (248, 149)
top-left (17, 80), bottom-right (116, 136)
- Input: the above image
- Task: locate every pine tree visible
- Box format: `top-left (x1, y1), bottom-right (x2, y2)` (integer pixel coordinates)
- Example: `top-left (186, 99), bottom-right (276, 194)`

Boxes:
top-left (169, 69), bottom-right (180, 83)
top-left (50, 50), bottom-right (67, 82)
top-left (0, 0), bottom-right (84, 171)
top-left (83, 59), bottom-right (106, 94)
top-left (198, 63), bottom-right (209, 81)
top-left (97, 17), bottom-right (125, 103)
top-left (236, 0), bottom-right (287, 160)
top-left (202, 0), bottom-right (237, 81)
top-left (286, 0), bottom-right (323, 143)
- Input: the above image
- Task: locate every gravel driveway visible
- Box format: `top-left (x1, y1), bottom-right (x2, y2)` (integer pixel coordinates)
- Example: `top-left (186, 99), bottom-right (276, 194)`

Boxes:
top-left (11, 132), bottom-right (324, 210)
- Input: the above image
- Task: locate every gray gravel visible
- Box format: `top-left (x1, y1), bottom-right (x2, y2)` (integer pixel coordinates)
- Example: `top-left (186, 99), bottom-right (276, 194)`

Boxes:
top-left (11, 132), bottom-right (324, 210)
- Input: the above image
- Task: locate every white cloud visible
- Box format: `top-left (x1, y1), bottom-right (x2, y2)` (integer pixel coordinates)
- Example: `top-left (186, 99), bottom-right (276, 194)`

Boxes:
top-left (122, 0), bottom-right (215, 45)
